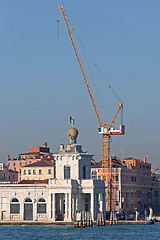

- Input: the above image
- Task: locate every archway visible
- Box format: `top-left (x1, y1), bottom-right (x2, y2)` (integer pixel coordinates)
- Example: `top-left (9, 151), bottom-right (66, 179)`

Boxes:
top-left (24, 198), bottom-right (33, 220)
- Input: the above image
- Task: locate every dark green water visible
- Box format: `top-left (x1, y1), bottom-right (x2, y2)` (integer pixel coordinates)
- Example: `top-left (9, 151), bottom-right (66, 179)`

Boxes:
top-left (0, 223), bottom-right (159, 240)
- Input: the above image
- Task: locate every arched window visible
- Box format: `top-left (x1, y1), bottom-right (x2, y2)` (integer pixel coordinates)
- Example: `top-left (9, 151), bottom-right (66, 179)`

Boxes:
top-left (10, 198), bottom-right (20, 214)
top-left (92, 171), bottom-right (97, 180)
top-left (25, 198), bottom-right (32, 203)
top-left (12, 198), bottom-right (19, 202)
top-left (37, 198), bottom-right (46, 214)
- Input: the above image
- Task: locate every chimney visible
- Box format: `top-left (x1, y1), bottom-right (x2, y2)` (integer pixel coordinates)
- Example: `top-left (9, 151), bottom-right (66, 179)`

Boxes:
top-left (43, 142), bottom-right (47, 148)
top-left (143, 157), bottom-right (146, 163)
top-left (60, 144), bottom-right (64, 151)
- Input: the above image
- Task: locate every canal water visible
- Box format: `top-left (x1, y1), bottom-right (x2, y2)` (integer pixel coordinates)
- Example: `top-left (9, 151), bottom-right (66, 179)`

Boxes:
top-left (0, 223), bottom-right (159, 240)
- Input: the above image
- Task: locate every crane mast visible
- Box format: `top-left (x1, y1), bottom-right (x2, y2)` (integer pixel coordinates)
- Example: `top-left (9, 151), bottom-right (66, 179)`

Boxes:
top-left (57, 5), bottom-right (125, 212)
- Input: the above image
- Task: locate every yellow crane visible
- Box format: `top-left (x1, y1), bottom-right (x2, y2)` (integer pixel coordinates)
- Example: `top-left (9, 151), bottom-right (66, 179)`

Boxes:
top-left (57, 5), bottom-right (125, 212)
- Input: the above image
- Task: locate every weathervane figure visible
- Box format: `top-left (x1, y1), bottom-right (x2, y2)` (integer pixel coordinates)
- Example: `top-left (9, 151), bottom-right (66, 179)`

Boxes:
top-left (70, 116), bottom-right (75, 127)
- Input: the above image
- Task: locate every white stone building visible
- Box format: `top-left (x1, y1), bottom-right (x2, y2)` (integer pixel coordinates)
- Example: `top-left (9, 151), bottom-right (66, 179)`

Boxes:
top-left (0, 141), bottom-right (105, 222)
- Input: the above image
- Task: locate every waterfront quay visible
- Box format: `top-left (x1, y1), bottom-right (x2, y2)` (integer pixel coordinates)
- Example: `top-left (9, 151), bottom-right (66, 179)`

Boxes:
top-left (0, 220), bottom-right (154, 226)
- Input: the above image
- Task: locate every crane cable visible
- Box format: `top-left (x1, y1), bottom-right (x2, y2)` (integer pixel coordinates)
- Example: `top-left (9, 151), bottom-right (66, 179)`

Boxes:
top-left (74, 32), bottom-right (123, 104)
top-left (80, 41), bottom-right (109, 122)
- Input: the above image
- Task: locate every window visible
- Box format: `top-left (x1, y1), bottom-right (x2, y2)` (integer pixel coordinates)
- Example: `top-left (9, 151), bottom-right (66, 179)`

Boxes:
top-left (20, 169), bottom-right (21, 174)
top-left (13, 163), bottom-right (16, 167)
top-left (154, 191), bottom-right (158, 198)
top-left (33, 170), bottom-right (36, 175)
top-left (29, 160), bottom-right (32, 164)
top-left (126, 192), bottom-right (129, 202)
top-left (19, 162), bottom-right (22, 167)
top-left (64, 166), bottom-right (70, 179)
top-left (115, 175), bottom-right (118, 182)
top-left (37, 198), bottom-right (46, 214)
top-left (131, 192), bottom-right (133, 198)
top-left (28, 170), bottom-right (31, 175)
top-left (83, 166), bottom-right (86, 179)
top-left (138, 191), bottom-right (141, 198)
top-left (25, 162), bottom-right (27, 165)
top-left (10, 198), bottom-right (20, 214)
top-left (147, 192), bottom-right (151, 199)
top-left (25, 198), bottom-right (32, 202)
top-left (23, 170), bottom-right (26, 175)
top-left (39, 169), bottom-right (42, 175)
top-left (92, 171), bottom-right (97, 180)
top-left (98, 175), bottom-right (101, 180)
top-left (48, 169), bottom-right (51, 174)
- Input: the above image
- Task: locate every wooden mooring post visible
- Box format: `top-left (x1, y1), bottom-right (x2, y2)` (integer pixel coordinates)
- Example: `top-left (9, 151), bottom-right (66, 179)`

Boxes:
top-left (74, 210), bottom-right (93, 228)
top-left (97, 211), bottom-right (105, 226)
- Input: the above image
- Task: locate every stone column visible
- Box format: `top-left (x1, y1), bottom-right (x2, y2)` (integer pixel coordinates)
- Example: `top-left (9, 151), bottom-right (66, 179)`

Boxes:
top-left (90, 192), bottom-right (94, 221)
top-left (52, 193), bottom-right (55, 221)
top-left (33, 199), bottom-right (37, 221)
top-left (72, 193), bottom-right (75, 220)
top-left (20, 201), bottom-right (23, 220)
top-left (49, 193), bottom-right (55, 221)
top-left (48, 194), bottom-right (51, 220)
top-left (99, 193), bottom-right (103, 212)
top-left (68, 193), bottom-right (72, 221)
top-left (64, 193), bottom-right (68, 221)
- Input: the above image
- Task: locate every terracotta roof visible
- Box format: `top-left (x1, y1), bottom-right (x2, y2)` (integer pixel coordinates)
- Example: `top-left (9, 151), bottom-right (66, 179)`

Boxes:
top-left (122, 157), bottom-right (136, 160)
top-left (91, 162), bottom-right (102, 168)
top-left (19, 179), bottom-right (48, 184)
top-left (91, 160), bottom-right (127, 169)
top-left (22, 160), bottom-right (55, 168)
top-left (19, 152), bottom-right (51, 156)
top-left (9, 169), bottom-right (18, 173)
top-left (112, 162), bottom-right (127, 168)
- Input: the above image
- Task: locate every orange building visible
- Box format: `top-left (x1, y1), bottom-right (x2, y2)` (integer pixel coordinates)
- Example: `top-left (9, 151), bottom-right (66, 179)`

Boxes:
top-left (91, 156), bottom-right (152, 219)
top-left (7, 142), bottom-right (55, 181)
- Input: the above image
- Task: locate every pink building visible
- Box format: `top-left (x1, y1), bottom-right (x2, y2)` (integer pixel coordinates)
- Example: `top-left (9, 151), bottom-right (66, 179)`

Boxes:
top-left (91, 157), bottom-right (152, 219)
top-left (0, 163), bottom-right (18, 182)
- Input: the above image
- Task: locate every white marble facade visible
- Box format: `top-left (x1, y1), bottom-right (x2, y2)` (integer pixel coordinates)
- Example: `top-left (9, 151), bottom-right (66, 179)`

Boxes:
top-left (0, 144), bottom-right (105, 222)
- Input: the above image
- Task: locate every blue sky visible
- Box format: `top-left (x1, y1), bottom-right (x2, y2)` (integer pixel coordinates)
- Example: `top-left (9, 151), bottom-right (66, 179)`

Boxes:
top-left (0, 0), bottom-right (160, 166)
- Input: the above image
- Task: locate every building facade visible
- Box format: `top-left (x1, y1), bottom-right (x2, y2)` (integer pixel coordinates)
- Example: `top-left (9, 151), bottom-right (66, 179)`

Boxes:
top-left (91, 157), bottom-right (152, 218)
top-left (0, 139), bottom-right (106, 222)
top-left (0, 163), bottom-right (18, 182)
top-left (21, 160), bottom-right (55, 181)
top-left (7, 142), bottom-right (54, 181)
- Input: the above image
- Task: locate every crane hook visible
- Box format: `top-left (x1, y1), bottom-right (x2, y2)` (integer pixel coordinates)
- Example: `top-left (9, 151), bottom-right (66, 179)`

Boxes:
top-left (56, 20), bottom-right (60, 38)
